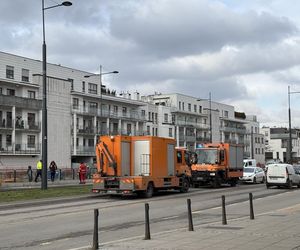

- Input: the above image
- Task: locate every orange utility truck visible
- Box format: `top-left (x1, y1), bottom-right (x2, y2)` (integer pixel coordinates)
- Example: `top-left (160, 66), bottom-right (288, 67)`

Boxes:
top-left (191, 143), bottom-right (243, 187)
top-left (92, 135), bottom-right (192, 197)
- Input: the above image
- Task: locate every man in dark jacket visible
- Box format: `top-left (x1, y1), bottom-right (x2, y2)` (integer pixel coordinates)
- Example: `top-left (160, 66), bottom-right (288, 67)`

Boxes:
top-left (49, 161), bottom-right (57, 182)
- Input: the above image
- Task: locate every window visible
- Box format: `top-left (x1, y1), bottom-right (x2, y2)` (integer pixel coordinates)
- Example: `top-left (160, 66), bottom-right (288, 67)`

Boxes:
top-left (152, 112), bottom-right (154, 122)
top-left (122, 107), bottom-right (127, 116)
top-left (88, 83), bottom-right (97, 94)
top-left (76, 138), bottom-right (79, 146)
top-left (194, 105), bottom-right (197, 112)
top-left (172, 114), bottom-right (175, 124)
top-left (88, 139), bottom-right (94, 147)
top-left (182, 102), bottom-right (185, 110)
top-left (6, 134), bottom-right (12, 146)
top-left (82, 81), bottom-right (85, 92)
top-left (258, 148), bottom-right (260, 154)
top-left (73, 98), bottom-right (79, 109)
top-left (27, 135), bottom-right (35, 148)
top-left (0, 87), bottom-right (2, 94)
top-left (152, 127), bottom-right (154, 136)
top-left (83, 138), bottom-right (86, 147)
top-left (148, 112), bottom-right (151, 121)
top-left (188, 103), bottom-right (191, 111)
top-left (164, 113), bottom-right (168, 123)
top-left (68, 78), bottom-right (74, 91)
top-left (141, 110), bottom-right (145, 117)
top-left (179, 101), bottom-right (181, 110)
top-left (155, 113), bottom-right (158, 124)
top-left (265, 131), bottom-right (268, 136)
top-left (147, 126), bottom-right (150, 135)
top-left (113, 105), bottom-right (118, 114)
top-left (199, 106), bottom-right (202, 113)
top-left (21, 68), bottom-right (30, 82)
top-left (6, 65), bottom-right (14, 79)
top-left (262, 148), bottom-right (264, 154)
top-left (224, 110), bottom-right (228, 118)
top-left (28, 91), bottom-right (35, 99)
top-left (7, 89), bottom-right (15, 96)
top-left (127, 123), bottom-right (132, 135)
top-left (169, 128), bottom-right (173, 137)
top-left (155, 128), bottom-right (158, 136)
top-left (89, 102), bottom-right (98, 110)
top-left (27, 113), bottom-right (36, 128)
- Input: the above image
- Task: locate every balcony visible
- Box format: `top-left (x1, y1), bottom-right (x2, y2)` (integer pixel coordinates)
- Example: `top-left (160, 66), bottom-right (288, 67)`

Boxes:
top-left (221, 126), bottom-right (246, 134)
top-left (75, 126), bottom-right (95, 135)
top-left (271, 133), bottom-right (297, 140)
top-left (196, 136), bottom-right (210, 143)
top-left (0, 144), bottom-right (40, 155)
top-left (0, 121), bottom-right (13, 131)
top-left (176, 119), bottom-right (210, 130)
top-left (72, 106), bottom-right (146, 122)
top-left (185, 135), bottom-right (196, 142)
top-left (15, 121), bottom-right (41, 132)
top-left (0, 94), bottom-right (42, 110)
top-left (72, 146), bottom-right (95, 156)
top-left (224, 139), bottom-right (237, 144)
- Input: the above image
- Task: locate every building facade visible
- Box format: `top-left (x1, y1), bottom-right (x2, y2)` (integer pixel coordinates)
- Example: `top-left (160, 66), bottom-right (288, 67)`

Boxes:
top-left (0, 51), bottom-right (265, 169)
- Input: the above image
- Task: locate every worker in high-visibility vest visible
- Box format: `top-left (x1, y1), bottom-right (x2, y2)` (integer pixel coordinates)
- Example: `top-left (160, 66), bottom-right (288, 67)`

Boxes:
top-left (35, 160), bottom-right (42, 182)
top-left (78, 162), bottom-right (87, 184)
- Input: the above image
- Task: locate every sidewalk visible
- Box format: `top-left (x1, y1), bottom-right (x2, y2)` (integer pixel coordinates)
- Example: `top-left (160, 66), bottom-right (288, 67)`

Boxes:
top-left (102, 205), bottom-right (300, 250)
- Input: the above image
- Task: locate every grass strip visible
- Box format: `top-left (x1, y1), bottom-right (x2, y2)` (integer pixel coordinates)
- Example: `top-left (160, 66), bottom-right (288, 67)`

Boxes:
top-left (0, 185), bottom-right (92, 203)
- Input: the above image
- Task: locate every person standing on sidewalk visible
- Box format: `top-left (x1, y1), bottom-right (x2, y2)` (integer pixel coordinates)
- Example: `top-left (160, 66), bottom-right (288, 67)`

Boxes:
top-left (78, 162), bottom-right (87, 184)
top-left (27, 166), bottom-right (33, 182)
top-left (35, 160), bottom-right (42, 182)
top-left (49, 161), bottom-right (57, 182)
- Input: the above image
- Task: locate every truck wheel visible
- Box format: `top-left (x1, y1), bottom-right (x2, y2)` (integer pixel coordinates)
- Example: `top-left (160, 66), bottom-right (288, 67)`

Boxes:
top-left (180, 178), bottom-right (189, 193)
top-left (212, 178), bottom-right (220, 188)
top-left (144, 182), bottom-right (154, 198)
top-left (230, 180), bottom-right (237, 187)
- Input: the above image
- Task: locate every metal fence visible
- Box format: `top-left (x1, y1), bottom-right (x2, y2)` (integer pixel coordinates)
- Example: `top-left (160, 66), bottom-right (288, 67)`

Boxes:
top-left (0, 167), bottom-right (98, 183)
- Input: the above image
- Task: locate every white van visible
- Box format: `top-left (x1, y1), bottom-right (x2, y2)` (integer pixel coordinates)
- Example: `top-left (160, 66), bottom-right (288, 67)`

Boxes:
top-left (266, 163), bottom-right (300, 189)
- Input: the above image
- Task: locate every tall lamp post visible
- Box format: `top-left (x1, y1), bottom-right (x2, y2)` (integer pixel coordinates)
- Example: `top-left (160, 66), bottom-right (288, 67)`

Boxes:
top-left (84, 66), bottom-right (119, 135)
top-left (197, 92), bottom-right (213, 143)
top-left (288, 86), bottom-right (300, 163)
top-left (41, 0), bottom-right (72, 190)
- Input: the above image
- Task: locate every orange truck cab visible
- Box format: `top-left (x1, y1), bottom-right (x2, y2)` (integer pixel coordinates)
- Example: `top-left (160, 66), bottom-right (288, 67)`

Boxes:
top-left (92, 135), bottom-right (192, 197)
top-left (191, 143), bottom-right (243, 187)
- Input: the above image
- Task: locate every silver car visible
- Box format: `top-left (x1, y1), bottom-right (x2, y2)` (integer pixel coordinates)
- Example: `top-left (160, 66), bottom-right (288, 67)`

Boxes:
top-left (240, 167), bottom-right (265, 184)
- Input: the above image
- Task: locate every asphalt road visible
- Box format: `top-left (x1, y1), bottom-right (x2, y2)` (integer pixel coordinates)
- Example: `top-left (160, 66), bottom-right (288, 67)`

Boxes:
top-left (1, 183), bottom-right (299, 250)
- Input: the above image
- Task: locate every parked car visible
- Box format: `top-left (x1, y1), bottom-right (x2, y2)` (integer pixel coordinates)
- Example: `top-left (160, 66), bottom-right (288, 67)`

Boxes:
top-left (240, 167), bottom-right (265, 184)
top-left (266, 163), bottom-right (300, 189)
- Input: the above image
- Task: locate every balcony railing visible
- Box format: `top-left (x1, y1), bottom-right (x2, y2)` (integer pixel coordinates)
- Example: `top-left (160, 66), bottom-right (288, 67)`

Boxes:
top-left (75, 126), bottom-right (95, 135)
top-left (221, 126), bottom-right (246, 134)
top-left (196, 136), bottom-right (211, 142)
top-left (0, 94), bottom-right (42, 110)
top-left (176, 120), bottom-right (210, 129)
top-left (15, 121), bottom-right (41, 131)
top-left (0, 144), bottom-right (40, 155)
top-left (72, 106), bottom-right (146, 121)
top-left (72, 146), bottom-right (95, 156)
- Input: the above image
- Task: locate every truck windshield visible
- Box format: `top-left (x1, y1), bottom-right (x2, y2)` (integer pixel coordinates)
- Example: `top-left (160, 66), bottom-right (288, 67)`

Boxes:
top-left (195, 149), bottom-right (218, 164)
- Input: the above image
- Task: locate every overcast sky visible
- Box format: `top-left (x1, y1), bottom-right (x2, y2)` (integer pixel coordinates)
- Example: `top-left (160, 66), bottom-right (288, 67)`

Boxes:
top-left (1, 0), bottom-right (300, 128)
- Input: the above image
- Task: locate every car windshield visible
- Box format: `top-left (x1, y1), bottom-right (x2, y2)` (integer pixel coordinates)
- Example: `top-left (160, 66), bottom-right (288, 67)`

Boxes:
top-left (243, 167), bottom-right (255, 173)
top-left (195, 149), bottom-right (218, 164)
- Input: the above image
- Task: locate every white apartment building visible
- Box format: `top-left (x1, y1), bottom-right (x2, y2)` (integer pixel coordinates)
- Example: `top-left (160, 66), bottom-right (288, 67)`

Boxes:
top-left (0, 51), bottom-right (147, 169)
top-left (0, 51), bottom-right (265, 169)
top-left (262, 127), bottom-right (300, 163)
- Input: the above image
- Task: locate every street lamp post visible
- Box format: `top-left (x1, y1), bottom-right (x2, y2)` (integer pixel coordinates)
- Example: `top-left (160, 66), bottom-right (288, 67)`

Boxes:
top-left (288, 86), bottom-right (300, 163)
top-left (84, 66), bottom-right (118, 135)
top-left (209, 92), bottom-right (212, 143)
top-left (41, 0), bottom-right (72, 190)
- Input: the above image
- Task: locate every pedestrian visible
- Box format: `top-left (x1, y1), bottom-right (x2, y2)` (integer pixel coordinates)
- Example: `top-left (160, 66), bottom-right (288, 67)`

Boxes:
top-left (27, 166), bottom-right (33, 182)
top-left (49, 161), bottom-right (57, 182)
top-left (35, 159), bottom-right (42, 182)
top-left (78, 162), bottom-right (87, 184)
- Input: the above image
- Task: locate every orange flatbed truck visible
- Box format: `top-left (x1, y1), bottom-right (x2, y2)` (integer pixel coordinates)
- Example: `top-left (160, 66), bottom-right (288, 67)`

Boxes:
top-left (191, 143), bottom-right (243, 187)
top-left (92, 135), bottom-right (192, 198)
